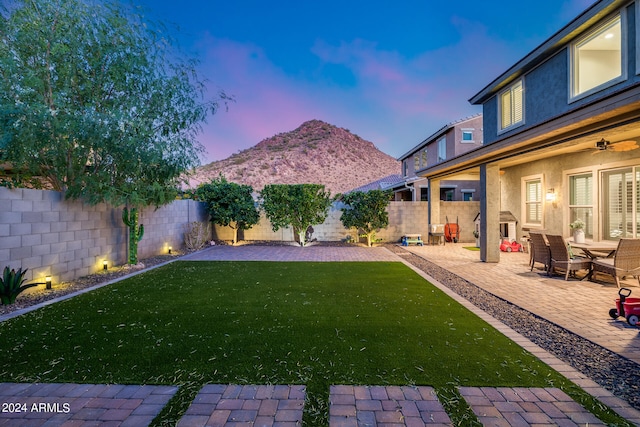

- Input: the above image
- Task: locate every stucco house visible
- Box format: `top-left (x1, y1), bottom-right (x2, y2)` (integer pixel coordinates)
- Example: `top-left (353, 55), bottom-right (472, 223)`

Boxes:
top-left (419, 0), bottom-right (640, 262)
top-left (387, 114), bottom-right (484, 202)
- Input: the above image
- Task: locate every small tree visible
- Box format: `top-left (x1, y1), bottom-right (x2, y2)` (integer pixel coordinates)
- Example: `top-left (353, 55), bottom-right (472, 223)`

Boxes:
top-left (339, 190), bottom-right (392, 247)
top-left (260, 184), bottom-right (332, 247)
top-left (195, 176), bottom-right (259, 245)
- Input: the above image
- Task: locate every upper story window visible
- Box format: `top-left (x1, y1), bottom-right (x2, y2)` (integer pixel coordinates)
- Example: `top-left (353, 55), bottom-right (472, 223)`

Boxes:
top-left (421, 148), bottom-right (427, 168)
top-left (413, 154), bottom-right (420, 171)
top-left (571, 14), bottom-right (623, 99)
top-left (437, 137), bottom-right (446, 162)
top-left (402, 160), bottom-right (408, 177)
top-left (499, 79), bottom-right (523, 131)
top-left (461, 129), bottom-right (474, 143)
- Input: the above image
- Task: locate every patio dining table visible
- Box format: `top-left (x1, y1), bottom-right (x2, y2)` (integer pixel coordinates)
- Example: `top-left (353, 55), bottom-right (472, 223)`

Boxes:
top-left (568, 240), bottom-right (618, 259)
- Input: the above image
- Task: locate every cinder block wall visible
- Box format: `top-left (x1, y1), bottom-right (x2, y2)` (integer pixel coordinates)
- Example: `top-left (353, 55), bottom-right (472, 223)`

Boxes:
top-left (211, 201), bottom-right (480, 244)
top-left (0, 188), bottom-right (206, 283)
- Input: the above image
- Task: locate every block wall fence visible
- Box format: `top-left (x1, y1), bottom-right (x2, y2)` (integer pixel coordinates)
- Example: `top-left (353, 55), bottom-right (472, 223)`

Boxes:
top-left (0, 187), bottom-right (207, 284)
top-left (1, 187), bottom-right (480, 284)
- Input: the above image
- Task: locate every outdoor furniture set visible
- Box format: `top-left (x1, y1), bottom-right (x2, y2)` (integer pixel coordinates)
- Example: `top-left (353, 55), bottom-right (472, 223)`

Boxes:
top-left (529, 232), bottom-right (640, 287)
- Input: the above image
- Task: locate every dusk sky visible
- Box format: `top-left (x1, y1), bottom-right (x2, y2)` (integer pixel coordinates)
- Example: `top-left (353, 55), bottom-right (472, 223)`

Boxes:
top-left (137, 0), bottom-right (597, 164)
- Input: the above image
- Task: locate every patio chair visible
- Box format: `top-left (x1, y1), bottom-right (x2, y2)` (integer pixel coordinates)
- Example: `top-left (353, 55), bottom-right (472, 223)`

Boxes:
top-left (529, 232), bottom-right (550, 273)
top-left (546, 234), bottom-right (591, 280)
top-left (592, 238), bottom-right (640, 288)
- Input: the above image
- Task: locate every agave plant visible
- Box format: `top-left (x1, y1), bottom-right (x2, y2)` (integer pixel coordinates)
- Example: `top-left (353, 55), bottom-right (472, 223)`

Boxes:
top-left (0, 266), bottom-right (37, 305)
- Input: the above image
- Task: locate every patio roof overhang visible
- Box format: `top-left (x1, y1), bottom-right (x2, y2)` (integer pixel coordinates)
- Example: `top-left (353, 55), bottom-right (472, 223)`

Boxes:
top-left (420, 83), bottom-right (640, 181)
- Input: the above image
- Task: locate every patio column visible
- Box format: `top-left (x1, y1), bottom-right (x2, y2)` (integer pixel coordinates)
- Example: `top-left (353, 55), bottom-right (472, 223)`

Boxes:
top-left (428, 178), bottom-right (440, 226)
top-left (480, 163), bottom-right (500, 262)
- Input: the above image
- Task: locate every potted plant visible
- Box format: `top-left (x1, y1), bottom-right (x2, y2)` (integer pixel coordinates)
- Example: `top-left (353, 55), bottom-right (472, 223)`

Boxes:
top-left (570, 219), bottom-right (586, 244)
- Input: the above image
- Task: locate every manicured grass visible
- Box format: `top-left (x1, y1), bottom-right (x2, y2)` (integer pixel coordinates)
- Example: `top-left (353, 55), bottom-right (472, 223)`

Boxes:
top-left (0, 261), bottom-right (628, 425)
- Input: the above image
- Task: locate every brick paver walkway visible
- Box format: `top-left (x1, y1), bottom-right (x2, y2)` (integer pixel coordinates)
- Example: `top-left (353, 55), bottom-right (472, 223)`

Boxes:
top-left (177, 384), bottom-right (305, 427)
top-left (459, 386), bottom-right (606, 426)
top-left (329, 385), bottom-right (451, 426)
top-left (0, 382), bottom-right (177, 426)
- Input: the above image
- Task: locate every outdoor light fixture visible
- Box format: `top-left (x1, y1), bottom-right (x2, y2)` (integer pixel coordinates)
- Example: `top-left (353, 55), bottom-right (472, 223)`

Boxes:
top-left (45, 276), bottom-right (52, 290)
top-left (103, 260), bottom-right (108, 270)
top-left (596, 138), bottom-right (610, 150)
top-left (546, 188), bottom-right (556, 202)
top-left (168, 246), bottom-right (172, 254)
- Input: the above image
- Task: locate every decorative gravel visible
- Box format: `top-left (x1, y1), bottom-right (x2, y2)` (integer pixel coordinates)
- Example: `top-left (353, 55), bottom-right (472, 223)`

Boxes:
top-left (385, 244), bottom-right (640, 411)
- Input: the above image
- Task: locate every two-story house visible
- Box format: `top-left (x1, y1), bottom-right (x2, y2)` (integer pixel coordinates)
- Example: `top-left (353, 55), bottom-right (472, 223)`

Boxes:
top-left (388, 114), bottom-right (483, 202)
top-left (420, 0), bottom-right (640, 262)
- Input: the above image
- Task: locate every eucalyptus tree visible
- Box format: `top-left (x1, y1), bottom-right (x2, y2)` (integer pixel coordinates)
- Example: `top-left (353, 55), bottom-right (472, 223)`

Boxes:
top-left (0, 0), bottom-right (228, 263)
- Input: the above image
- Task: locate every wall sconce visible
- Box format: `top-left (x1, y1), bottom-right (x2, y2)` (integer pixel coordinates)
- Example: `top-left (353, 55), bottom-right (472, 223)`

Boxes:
top-left (546, 188), bottom-right (556, 202)
top-left (45, 276), bottom-right (52, 290)
top-left (168, 246), bottom-right (172, 255)
top-left (103, 260), bottom-right (108, 270)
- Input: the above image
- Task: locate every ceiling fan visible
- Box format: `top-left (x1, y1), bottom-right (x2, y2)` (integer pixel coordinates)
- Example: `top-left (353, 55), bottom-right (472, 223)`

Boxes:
top-left (593, 138), bottom-right (639, 152)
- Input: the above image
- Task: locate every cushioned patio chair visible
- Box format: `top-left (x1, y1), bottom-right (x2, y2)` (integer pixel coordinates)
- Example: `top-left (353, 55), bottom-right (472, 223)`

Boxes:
top-left (529, 232), bottom-right (550, 273)
top-left (592, 238), bottom-right (640, 288)
top-left (547, 234), bottom-right (591, 280)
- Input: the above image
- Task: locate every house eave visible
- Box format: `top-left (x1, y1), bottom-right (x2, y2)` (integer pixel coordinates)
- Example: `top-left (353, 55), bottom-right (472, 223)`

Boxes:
top-left (425, 83), bottom-right (640, 179)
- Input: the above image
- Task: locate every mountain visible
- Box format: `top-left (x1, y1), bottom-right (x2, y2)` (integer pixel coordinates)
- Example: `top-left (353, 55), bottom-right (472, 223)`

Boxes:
top-left (187, 120), bottom-right (400, 195)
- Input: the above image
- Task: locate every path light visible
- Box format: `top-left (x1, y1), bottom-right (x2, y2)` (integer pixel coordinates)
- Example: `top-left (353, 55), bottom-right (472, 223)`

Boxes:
top-left (45, 276), bottom-right (52, 290)
top-left (103, 260), bottom-right (108, 270)
top-left (168, 246), bottom-right (172, 254)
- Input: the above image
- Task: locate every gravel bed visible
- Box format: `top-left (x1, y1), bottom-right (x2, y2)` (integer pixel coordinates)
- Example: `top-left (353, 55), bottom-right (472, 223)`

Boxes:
top-left (385, 244), bottom-right (640, 411)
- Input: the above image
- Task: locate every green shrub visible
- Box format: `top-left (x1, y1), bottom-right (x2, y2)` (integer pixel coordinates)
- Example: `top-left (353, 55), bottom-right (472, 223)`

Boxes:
top-left (0, 266), bottom-right (37, 305)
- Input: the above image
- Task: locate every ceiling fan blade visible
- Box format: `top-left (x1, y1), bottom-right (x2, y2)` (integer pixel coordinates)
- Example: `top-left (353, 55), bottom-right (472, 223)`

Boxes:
top-left (610, 140), bottom-right (639, 151)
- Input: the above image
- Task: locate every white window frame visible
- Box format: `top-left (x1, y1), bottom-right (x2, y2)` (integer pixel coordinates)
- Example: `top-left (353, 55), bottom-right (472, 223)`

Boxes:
top-left (569, 13), bottom-right (626, 102)
top-left (498, 79), bottom-right (524, 133)
top-left (437, 137), bottom-right (446, 163)
top-left (421, 148), bottom-right (428, 168)
top-left (461, 129), bottom-right (474, 143)
top-left (413, 154), bottom-right (420, 171)
top-left (568, 172), bottom-right (594, 239)
top-left (522, 174), bottom-right (543, 228)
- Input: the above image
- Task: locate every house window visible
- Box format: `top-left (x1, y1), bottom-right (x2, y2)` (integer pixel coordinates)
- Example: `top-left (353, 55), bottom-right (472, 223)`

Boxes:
top-left (569, 173), bottom-right (593, 238)
top-left (499, 79), bottom-right (523, 131)
top-left (420, 187), bottom-right (428, 201)
top-left (414, 154), bottom-right (420, 171)
top-left (461, 130), bottom-right (474, 143)
top-left (602, 167), bottom-right (639, 240)
top-left (571, 15), bottom-right (623, 99)
top-left (461, 190), bottom-right (475, 201)
top-left (402, 160), bottom-right (408, 177)
top-left (421, 149), bottom-right (428, 168)
top-left (523, 176), bottom-right (542, 226)
top-left (437, 137), bottom-right (446, 162)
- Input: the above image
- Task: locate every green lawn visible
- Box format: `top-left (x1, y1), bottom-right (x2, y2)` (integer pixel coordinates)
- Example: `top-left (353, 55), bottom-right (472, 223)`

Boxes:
top-left (0, 261), bottom-right (628, 425)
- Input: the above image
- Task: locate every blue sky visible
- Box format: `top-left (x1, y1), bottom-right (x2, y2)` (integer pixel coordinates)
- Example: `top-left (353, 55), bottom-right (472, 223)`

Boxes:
top-left (137, 0), bottom-right (596, 163)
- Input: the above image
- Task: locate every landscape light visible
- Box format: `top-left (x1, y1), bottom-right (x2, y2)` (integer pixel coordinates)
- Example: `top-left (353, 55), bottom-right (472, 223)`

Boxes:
top-left (103, 260), bottom-right (108, 270)
top-left (168, 246), bottom-right (172, 254)
top-left (45, 276), bottom-right (52, 290)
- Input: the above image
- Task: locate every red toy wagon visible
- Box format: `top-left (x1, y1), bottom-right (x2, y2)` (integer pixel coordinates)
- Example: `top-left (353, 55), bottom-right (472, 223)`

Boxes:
top-left (609, 288), bottom-right (640, 327)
